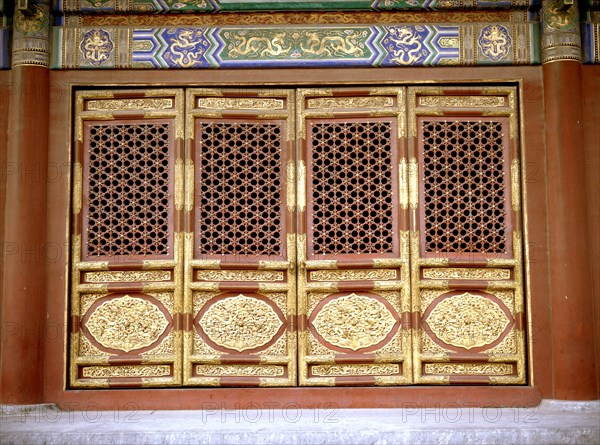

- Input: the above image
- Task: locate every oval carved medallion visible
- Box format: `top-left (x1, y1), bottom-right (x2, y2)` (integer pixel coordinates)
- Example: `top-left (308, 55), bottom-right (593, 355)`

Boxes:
top-left (85, 294), bottom-right (170, 353)
top-left (198, 294), bottom-right (284, 352)
top-left (424, 292), bottom-right (511, 350)
top-left (311, 293), bottom-right (398, 351)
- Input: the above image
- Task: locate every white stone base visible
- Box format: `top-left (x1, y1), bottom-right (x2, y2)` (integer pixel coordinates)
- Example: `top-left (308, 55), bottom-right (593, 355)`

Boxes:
top-left (1, 400), bottom-right (599, 444)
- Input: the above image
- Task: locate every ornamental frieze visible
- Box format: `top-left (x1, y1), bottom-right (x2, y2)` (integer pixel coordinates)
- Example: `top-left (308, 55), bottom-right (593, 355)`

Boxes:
top-left (51, 23), bottom-right (539, 69)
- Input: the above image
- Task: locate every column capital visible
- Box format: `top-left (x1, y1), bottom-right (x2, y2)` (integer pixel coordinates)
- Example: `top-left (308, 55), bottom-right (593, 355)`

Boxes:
top-left (11, 0), bottom-right (50, 68)
top-left (541, 0), bottom-right (582, 63)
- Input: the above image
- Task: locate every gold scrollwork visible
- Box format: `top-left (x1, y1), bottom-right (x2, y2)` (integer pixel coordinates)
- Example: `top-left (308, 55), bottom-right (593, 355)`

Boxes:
top-left (408, 158), bottom-right (419, 209)
top-left (287, 160), bottom-right (296, 212)
top-left (307, 97), bottom-right (394, 110)
top-left (85, 295), bottom-right (170, 353)
top-left (199, 294), bottom-right (283, 352)
top-left (424, 363), bottom-right (513, 375)
top-left (196, 364), bottom-right (284, 376)
top-left (73, 162), bottom-right (83, 215)
top-left (399, 158), bottom-right (408, 210)
top-left (87, 98), bottom-right (173, 111)
top-left (175, 158), bottom-right (184, 211)
top-left (84, 271), bottom-right (171, 283)
top-left (297, 160), bottom-right (306, 212)
top-left (82, 365), bottom-right (171, 378)
top-left (422, 268), bottom-right (510, 280)
top-left (197, 97), bottom-right (284, 110)
top-left (312, 293), bottom-right (397, 351)
top-left (425, 292), bottom-right (510, 350)
top-left (419, 96), bottom-right (505, 108)
top-left (309, 269), bottom-right (396, 281)
top-left (196, 270), bottom-right (284, 282)
top-left (311, 363), bottom-right (400, 376)
top-left (511, 159), bottom-right (521, 212)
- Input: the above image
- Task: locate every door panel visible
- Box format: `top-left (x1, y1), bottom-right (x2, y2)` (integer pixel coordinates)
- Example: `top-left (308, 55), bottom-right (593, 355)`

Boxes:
top-left (297, 88), bottom-right (412, 386)
top-left (69, 86), bottom-right (527, 388)
top-left (183, 89), bottom-right (297, 386)
top-left (407, 87), bottom-right (526, 384)
top-left (70, 90), bottom-right (184, 388)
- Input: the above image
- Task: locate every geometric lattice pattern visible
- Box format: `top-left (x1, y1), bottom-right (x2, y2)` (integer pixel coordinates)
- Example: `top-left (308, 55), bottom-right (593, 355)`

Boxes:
top-left (310, 121), bottom-right (395, 255)
top-left (85, 123), bottom-right (171, 257)
top-left (421, 120), bottom-right (507, 254)
top-left (197, 122), bottom-right (283, 256)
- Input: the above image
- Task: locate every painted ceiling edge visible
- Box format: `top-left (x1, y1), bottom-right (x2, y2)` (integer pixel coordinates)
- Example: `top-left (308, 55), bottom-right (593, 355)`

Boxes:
top-left (0, 0), bottom-right (599, 69)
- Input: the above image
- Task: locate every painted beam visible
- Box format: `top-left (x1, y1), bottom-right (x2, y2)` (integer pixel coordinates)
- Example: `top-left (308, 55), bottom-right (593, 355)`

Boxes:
top-left (52, 22), bottom-right (540, 68)
top-left (55, 0), bottom-right (540, 14)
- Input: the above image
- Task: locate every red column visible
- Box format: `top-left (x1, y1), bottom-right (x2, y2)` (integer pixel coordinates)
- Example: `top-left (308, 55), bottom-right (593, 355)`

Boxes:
top-left (543, 60), bottom-right (598, 399)
top-left (1, 66), bottom-right (49, 403)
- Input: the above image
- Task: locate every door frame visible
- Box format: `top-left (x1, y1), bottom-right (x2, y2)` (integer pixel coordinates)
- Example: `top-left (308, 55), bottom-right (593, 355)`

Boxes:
top-left (45, 66), bottom-right (547, 408)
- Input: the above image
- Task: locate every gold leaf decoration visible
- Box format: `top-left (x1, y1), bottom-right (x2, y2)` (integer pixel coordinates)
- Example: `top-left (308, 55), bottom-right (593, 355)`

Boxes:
top-left (309, 269), bottom-right (396, 281)
top-left (82, 365), bottom-right (171, 378)
top-left (424, 363), bottom-right (512, 375)
top-left (87, 98), bottom-right (173, 110)
top-left (307, 97), bottom-right (393, 109)
top-left (197, 97), bottom-right (284, 110)
top-left (312, 293), bottom-right (397, 351)
top-left (199, 294), bottom-right (283, 352)
top-left (85, 295), bottom-right (169, 353)
top-left (311, 363), bottom-right (400, 376)
top-left (84, 270), bottom-right (171, 283)
top-left (196, 270), bottom-right (284, 282)
top-left (422, 268), bottom-right (510, 280)
top-left (196, 364), bottom-right (285, 376)
top-left (425, 292), bottom-right (510, 350)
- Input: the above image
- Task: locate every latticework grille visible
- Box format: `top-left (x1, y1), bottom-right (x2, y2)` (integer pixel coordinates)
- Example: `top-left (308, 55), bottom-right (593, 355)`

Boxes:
top-left (85, 122), bottom-right (172, 257)
top-left (197, 122), bottom-right (283, 256)
top-left (421, 120), bottom-right (507, 254)
top-left (310, 121), bottom-right (395, 255)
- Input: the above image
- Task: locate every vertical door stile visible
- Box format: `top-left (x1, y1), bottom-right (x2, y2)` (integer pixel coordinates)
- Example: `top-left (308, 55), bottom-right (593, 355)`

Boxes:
top-left (408, 86), bottom-right (527, 385)
top-left (69, 89), bottom-right (185, 388)
top-left (183, 89), bottom-right (297, 386)
top-left (297, 87), bottom-right (412, 386)
top-left (182, 89), bottom-right (196, 386)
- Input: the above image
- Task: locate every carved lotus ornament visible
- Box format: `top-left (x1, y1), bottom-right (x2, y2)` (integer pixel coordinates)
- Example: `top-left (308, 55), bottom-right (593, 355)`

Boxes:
top-left (199, 294), bottom-right (283, 352)
top-left (85, 295), bottom-right (169, 353)
top-left (312, 293), bottom-right (397, 351)
top-left (425, 292), bottom-right (511, 350)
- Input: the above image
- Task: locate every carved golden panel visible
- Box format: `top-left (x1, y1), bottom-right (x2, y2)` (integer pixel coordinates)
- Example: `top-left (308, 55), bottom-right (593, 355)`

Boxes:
top-left (307, 97), bottom-right (394, 109)
top-left (197, 97), bottom-right (284, 110)
top-left (419, 96), bottom-right (505, 108)
top-left (82, 365), bottom-right (171, 378)
top-left (311, 293), bottom-right (398, 351)
top-left (309, 269), bottom-right (396, 281)
top-left (85, 295), bottom-right (170, 353)
top-left (311, 363), bottom-right (400, 376)
top-left (424, 292), bottom-right (511, 350)
top-left (424, 363), bottom-right (513, 375)
top-left (87, 98), bottom-right (173, 111)
top-left (84, 270), bottom-right (171, 283)
top-left (422, 268), bottom-right (510, 280)
top-left (196, 365), bottom-right (285, 377)
top-left (196, 270), bottom-right (284, 282)
top-left (511, 159), bottom-right (521, 212)
top-left (198, 294), bottom-right (284, 352)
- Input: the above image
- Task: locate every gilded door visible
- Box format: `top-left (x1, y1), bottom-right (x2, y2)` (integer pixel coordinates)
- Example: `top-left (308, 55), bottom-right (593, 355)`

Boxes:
top-left (183, 89), bottom-right (297, 386)
top-left (69, 86), bottom-right (526, 388)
